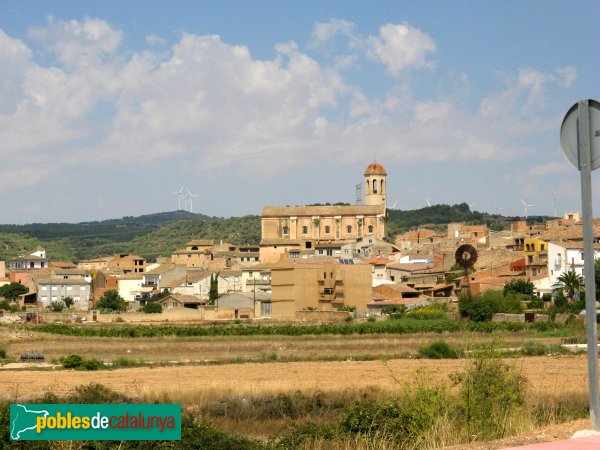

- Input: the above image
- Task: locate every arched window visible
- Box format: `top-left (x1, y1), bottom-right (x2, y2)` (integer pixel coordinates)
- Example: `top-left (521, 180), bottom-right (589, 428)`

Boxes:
top-left (346, 225), bottom-right (352, 234)
top-left (325, 225), bottom-right (331, 234)
top-left (373, 179), bottom-right (378, 193)
top-left (368, 225), bottom-right (374, 234)
top-left (302, 226), bottom-right (308, 234)
top-left (191, 246), bottom-right (198, 250)
top-left (282, 226), bottom-right (289, 235)
top-left (380, 179), bottom-right (384, 194)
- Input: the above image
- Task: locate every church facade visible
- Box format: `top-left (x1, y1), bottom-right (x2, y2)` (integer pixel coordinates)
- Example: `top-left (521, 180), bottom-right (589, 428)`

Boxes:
top-left (260, 162), bottom-right (388, 263)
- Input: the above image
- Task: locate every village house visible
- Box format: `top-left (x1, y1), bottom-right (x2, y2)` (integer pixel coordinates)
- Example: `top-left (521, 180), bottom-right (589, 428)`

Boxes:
top-left (108, 253), bottom-right (146, 274)
top-left (269, 257), bottom-right (372, 317)
top-left (7, 247), bottom-right (48, 270)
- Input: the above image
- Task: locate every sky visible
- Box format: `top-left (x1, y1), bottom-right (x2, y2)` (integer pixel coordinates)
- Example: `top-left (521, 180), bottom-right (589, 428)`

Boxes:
top-left (0, 0), bottom-right (598, 224)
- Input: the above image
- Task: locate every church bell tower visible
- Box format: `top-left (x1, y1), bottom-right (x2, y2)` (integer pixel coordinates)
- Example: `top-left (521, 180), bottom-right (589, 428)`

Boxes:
top-left (364, 162), bottom-right (387, 208)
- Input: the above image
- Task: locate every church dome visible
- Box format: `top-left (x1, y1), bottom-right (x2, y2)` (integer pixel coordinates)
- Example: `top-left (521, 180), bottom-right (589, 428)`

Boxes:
top-left (364, 162), bottom-right (387, 175)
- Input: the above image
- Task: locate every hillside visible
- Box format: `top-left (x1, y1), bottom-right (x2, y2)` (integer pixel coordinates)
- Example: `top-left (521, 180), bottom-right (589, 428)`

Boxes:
top-left (0, 205), bottom-right (543, 262)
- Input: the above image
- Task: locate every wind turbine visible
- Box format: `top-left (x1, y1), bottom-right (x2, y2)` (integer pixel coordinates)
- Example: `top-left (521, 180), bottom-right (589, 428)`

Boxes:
top-left (520, 199), bottom-right (535, 220)
top-left (187, 188), bottom-right (199, 213)
top-left (391, 200), bottom-right (398, 209)
top-left (494, 204), bottom-right (504, 215)
top-left (172, 185), bottom-right (185, 210)
top-left (426, 198), bottom-right (431, 207)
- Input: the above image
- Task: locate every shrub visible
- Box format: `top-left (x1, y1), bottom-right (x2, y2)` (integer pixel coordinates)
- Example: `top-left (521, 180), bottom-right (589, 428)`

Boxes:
top-left (460, 296), bottom-right (495, 322)
top-left (418, 341), bottom-right (459, 359)
top-left (62, 354), bottom-right (103, 370)
top-left (62, 354), bottom-right (83, 369)
top-left (63, 296), bottom-right (74, 308)
top-left (451, 351), bottom-right (525, 439)
top-left (527, 297), bottom-right (545, 310)
top-left (406, 305), bottom-right (447, 320)
top-left (521, 342), bottom-right (548, 356)
top-left (276, 423), bottom-right (337, 448)
top-left (78, 358), bottom-right (103, 371)
top-left (142, 301), bottom-right (162, 313)
top-left (341, 381), bottom-right (450, 443)
top-left (0, 348), bottom-right (6, 359)
top-left (49, 301), bottom-right (64, 312)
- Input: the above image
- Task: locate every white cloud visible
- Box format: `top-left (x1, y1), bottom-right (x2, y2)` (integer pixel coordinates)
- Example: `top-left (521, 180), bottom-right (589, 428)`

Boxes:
top-left (28, 16), bottom-right (123, 67)
top-left (556, 66), bottom-right (577, 88)
top-left (0, 17), bottom-right (580, 203)
top-left (366, 23), bottom-right (436, 75)
top-left (145, 34), bottom-right (166, 46)
top-left (310, 19), bottom-right (436, 75)
top-left (309, 19), bottom-right (355, 48)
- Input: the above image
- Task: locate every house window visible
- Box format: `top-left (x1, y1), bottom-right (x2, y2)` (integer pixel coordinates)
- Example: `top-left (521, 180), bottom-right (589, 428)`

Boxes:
top-left (324, 288), bottom-right (334, 294)
top-left (326, 249), bottom-right (333, 256)
top-left (282, 226), bottom-right (289, 235)
top-left (346, 225), bottom-right (352, 234)
top-left (541, 244), bottom-right (545, 250)
top-left (302, 226), bottom-right (308, 234)
top-left (368, 225), bottom-right (374, 234)
top-left (67, 286), bottom-right (72, 291)
top-left (260, 301), bottom-right (272, 317)
top-left (323, 272), bottom-right (327, 279)
top-left (325, 226), bottom-right (331, 234)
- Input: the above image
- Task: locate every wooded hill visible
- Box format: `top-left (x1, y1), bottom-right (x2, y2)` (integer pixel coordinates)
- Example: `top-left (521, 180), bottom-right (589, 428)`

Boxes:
top-left (0, 205), bottom-right (541, 262)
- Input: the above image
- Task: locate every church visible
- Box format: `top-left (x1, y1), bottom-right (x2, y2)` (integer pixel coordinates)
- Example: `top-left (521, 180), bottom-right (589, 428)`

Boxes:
top-left (260, 162), bottom-right (388, 263)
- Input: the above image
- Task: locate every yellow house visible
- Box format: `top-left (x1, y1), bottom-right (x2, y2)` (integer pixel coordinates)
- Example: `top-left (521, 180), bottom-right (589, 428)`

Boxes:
top-left (269, 258), bottom-right (372, 317)
top-left (523, 237), bottom-right (548, 255)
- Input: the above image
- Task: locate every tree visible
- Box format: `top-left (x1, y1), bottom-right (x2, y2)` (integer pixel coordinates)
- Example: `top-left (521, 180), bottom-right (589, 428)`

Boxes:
top-left (555, 270), bottom-right (584, 304)
top-left (596, 259), bottom-right (600, 301)
top-left (208, 274), bottom-right (219, 305)
top-left (503, 279), bottom-right (535, 297)
top-left (0, 282), bottom-right (28, 301)
top-left (63, 296), bottom-right (74, 308)
top-left (95, 290), bottom-right (128, 312)
top-left (142, 302), bottom-right (162, 313)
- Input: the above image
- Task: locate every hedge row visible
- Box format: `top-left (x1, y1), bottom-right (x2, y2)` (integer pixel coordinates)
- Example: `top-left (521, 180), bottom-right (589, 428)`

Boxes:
top-left (23, 318), bottom-right (563, 338)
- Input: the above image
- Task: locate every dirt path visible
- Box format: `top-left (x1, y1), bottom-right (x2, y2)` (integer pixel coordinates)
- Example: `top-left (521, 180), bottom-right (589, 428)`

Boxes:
top-left (0, 355), bottom-right (589, 403)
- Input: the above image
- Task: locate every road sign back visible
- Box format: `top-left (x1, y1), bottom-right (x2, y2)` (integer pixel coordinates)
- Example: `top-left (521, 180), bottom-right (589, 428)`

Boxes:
top-left (560, 99), bottom-right (600, 171)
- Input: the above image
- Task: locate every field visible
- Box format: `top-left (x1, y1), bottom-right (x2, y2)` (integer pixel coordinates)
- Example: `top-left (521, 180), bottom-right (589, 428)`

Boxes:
top-left (0, 324), bottom-right (593, 448)
top-left (0, 355), bottom-right (590, 403)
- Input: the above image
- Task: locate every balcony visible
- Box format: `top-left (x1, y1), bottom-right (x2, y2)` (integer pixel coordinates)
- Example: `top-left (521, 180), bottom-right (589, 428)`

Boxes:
top-left (247, 279), bottom-right (270, 286)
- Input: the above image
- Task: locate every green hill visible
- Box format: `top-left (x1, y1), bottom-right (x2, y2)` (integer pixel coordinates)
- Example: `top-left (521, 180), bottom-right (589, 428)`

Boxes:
top-left (0, 205), bottom-right (542, 263)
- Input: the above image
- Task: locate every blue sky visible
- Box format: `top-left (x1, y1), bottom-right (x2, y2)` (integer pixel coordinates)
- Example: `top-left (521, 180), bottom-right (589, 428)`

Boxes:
top-left (0, 1), bottom-right (597, 224)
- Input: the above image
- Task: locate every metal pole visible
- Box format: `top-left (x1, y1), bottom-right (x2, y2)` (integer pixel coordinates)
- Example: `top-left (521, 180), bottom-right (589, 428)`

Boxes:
top-left (578, 99), bottom-right (600, 430)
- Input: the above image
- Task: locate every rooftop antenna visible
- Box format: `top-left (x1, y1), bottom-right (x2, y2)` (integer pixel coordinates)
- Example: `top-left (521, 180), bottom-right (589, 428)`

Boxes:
top-left (520, 198), bottom-right (535, 220)
top-left (355, 183), bottom-right (363, 205)
top-left (172, 185), bottom-right (185, 210)
top-left (187, 188), bottom-right (199, 213)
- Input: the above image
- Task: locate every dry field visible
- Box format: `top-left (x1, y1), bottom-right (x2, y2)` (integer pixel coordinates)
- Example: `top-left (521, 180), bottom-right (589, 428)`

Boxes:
top-left (0, 328), bottom-right (569, 364)
top-left (0, 355), bottom-right (589, 404)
